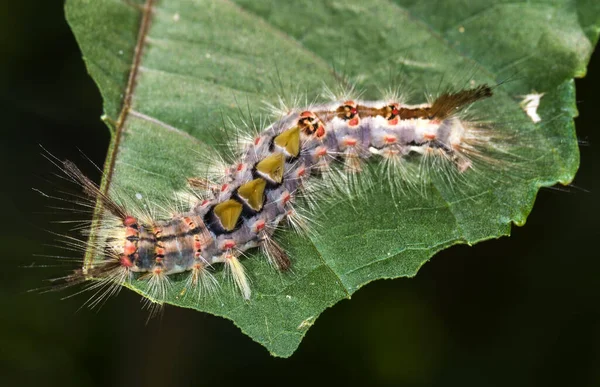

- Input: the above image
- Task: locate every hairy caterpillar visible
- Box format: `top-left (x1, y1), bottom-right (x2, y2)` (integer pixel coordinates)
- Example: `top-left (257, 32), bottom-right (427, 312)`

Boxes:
top-left (47, 82), bottom-right (531, 308)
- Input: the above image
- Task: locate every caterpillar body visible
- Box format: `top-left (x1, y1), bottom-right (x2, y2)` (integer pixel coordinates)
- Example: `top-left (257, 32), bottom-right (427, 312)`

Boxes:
top-left (54, 83), bottom-right (506, 305)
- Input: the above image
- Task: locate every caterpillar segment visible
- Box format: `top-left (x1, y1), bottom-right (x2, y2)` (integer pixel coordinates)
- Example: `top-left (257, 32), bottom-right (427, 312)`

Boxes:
top-left (73, 85), bottom-right (493, 303)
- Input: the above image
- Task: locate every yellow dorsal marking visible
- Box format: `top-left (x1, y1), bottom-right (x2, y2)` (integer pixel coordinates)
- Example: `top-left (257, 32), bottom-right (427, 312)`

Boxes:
top-left (256, 152), bottom-right (285, 183)
top-left (237, 178), bottom-right (267, 211)
top-left (213, 199), bottom-right (243, 231)
top-left (274, 126), bottom-right (300, 157)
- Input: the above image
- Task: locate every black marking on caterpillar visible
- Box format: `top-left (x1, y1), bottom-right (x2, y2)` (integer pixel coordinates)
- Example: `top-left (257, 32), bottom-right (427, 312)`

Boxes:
top-left (44, 82), bottom-right (533, 309)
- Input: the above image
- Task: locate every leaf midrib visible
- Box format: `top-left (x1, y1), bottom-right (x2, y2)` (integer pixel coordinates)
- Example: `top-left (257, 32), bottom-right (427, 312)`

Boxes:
top-left (83, 0), bottom-right (155, 270)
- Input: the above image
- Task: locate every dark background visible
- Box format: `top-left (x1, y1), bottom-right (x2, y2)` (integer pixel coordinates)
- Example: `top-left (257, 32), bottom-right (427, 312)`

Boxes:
top-left (1, 1), bottom-right (598, 386)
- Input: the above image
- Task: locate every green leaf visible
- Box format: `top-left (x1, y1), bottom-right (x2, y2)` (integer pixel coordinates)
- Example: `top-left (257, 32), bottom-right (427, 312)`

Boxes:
top-left (65, 0), bottom-right (599, 357)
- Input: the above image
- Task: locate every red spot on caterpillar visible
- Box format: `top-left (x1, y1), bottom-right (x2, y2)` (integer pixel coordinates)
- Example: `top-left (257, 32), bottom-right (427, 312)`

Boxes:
top-left (123, 216), bottom-right (137, 227)
top-left (123, 240), bottom-right (137, 255)
top-left (300, 111), bottom-right (314, 118)
top-left (348, 117), bottom-right (359, 127)
top-left (254, 137), bottom-right (261, 145)
top-left (153, 267), bottom-right (163, 275)
top-left (194, 251), bottom-right (203, 259)
top-left (125, 227), bottom-right (138, 238)
top-left (236, 163), bottom-right (244, 172)
top-left (316, 146), bottom-right (328, 157)
top-left (221, 184), bottom-right (229, 192)
top-left (316, 125), bottom-right (326, 138)
top-left (223, 240), bottom-right (236, 249)
top-left (388, 117), bottom-right (399, 126)
top-left (343, 101), bottom-right (358, 116)
top-left (155, 247), bottom-right (165, 256)
top-left (201, 199), bottom-right (210, 206)
top-left (155, 257), bottom-right (163, 263)
top-left (120, 255), bottom-right (134, 268)
top-left (297, 167), bottom-right (306, 177)
top-left (253, 219), bottom-right (265, 232)
top-left (193, 237), bottom-right (202, 251)
top-left (384, 135), bottom-right (397, 144)
top-left (344, 137), bottom-right (357, 146)
top-left (423, 133), bottom-right (437, 140)
top-left (282, 191), bottom-right (291, 204)
top-left (193, 263), bottom-right (203, 270)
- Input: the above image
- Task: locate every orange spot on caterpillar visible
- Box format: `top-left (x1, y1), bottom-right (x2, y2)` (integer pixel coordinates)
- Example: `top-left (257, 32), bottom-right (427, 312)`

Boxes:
top-left (388, 117), bottom-right (399, 125)
top-left (300, 111), bottom-right (314, 118)
top-left (153, 267), bottom-right (163, 275)
top-left (123, 240), bottom-right (137, 255)
top-left (155, 257), bottom-right (163, 263)
top-left (183, 217), bottom-right (196, 229)
top-left (123, 216), bottom-right (137, 227)
top-left (348, 117), bottom-right (360, 127)
top-left (424, 133), bottom-right (436, 140)
top-left (156, 247), bottom-right (165, 256)
top-left (125, 227), bottom-right (138, 238)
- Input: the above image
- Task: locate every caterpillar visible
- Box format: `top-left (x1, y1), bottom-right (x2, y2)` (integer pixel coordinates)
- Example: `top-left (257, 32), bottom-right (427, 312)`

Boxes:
top-left (48, 82), bottom-right (522, 308)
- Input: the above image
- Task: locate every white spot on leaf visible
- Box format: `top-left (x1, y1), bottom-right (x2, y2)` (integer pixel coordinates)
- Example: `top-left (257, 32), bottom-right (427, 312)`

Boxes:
top-left (520, 93), bottom-right (544, 123)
